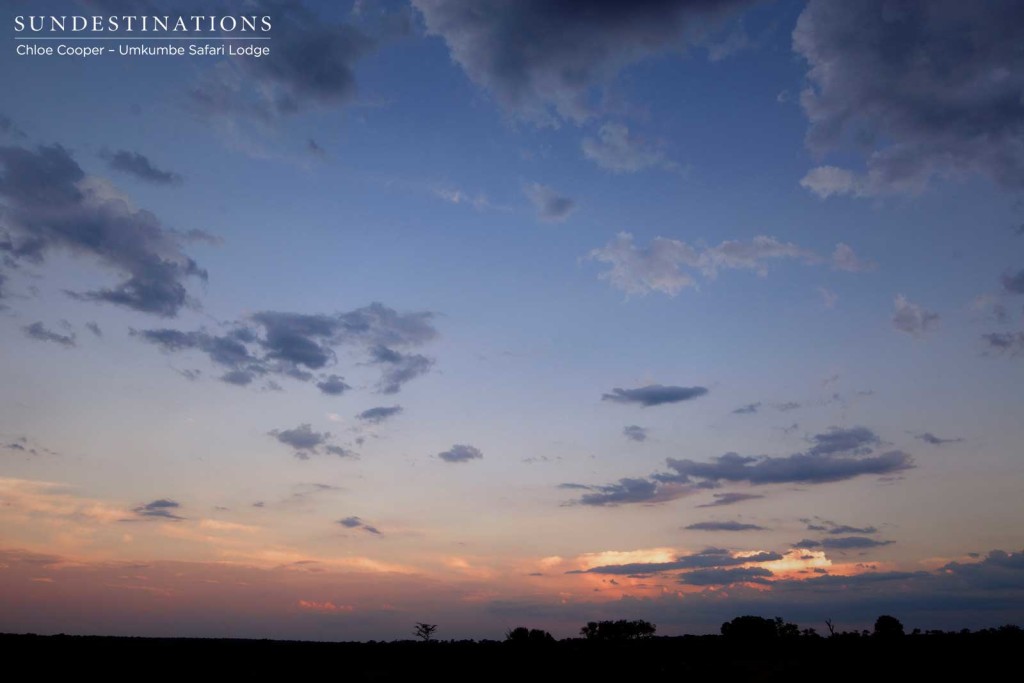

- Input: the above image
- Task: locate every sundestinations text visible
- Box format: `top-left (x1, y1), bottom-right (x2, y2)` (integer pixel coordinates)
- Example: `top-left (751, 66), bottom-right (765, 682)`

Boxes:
top-left (14, 15), bottom-right (272, 33)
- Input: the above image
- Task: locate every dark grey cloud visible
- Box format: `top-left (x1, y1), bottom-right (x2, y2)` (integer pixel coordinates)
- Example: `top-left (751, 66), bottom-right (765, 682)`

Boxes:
top-left (892, 295), bottom-right (939, 336)
top-left (316, 374), bottom-right (351, 396)
top-left (338, 516), bottom-right (381, 535)
top-left (982, 331), bottom-right (1024, 356)
top-left (357, 405), bottom-right (403, 424)
top-left (916, 432), bottom-right (964, 446)
top-left (525, 183), bottom-right (575, 222)
top-left (696, 492), bottom-right (764, 508)
top-left (370, 345), bottom-right (433, 394)
top-left (678, 567), bottom-right (773, 586)
top-left (268, 424), bottom-right (354, 460)
top-left (437, 443), bottom-right (483, 463)
top-left (570, 426), bottom-right (911, 507)
top-left (86, 322), bottom-right (102, 337)
top-left (603, 384), bottom-right (708, 407)
top-left (776, 402), bottom-right (800, 412)
top-left (414, 0), bottom-right (751, 124)
top-left (0, 144), bottom-right (206, 315)
top-left (135, 302), bottom-right (437, 392)
top-left (324, 445), bottom-right (357, 458)
top-left (1002, 269), bottom-right (1024, 295)
top-left (732, 402), bottom-right (760, 415)
top-left (796, 1), bottom-right (1024, 197)
top-left (270, 424), bottom-right (328, 456)
top-left (0, 114), bottom-right (26, 139)
top-left (662, 449), bottom-right (912, 486)
top-left (582, 124), bottom-right (678, 173)
top-left (828, 525), bottom-right (878, 536)
top-left (23, 322), bottom-right (76, 348)
top-left (131, 499), bottom-right (184, 521)
top-left (796, 536), bottom-right (893, 550)
top-left (101, 149), bottom-right (182, 185)
top-left (583, 547), bottom-right (783, 575)
top-left (573, 478), bottom-right (664, 507)
top-left (685, 521), bottom-right (766, 532)
top-left (307, 139), bottom-right (326, 157)
top-left (190, 0), bottom-right (376, 121)
top-left (623, 425), bottom-right (648, 442)
top-left (807, 426), bottom-right (880, 457)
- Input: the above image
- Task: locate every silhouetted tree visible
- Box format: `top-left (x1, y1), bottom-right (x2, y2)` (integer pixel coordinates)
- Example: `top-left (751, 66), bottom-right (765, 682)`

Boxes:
top-left (873, 615), bottom-right (905, 638)
top-left (580, 619), bottom-right (656, 640)
top-left (505, 627), bottom-right (555, 644)
top-left (721, 616), bottom-right (800, 640)
top-left (414, 623), bottom-right (438, 642)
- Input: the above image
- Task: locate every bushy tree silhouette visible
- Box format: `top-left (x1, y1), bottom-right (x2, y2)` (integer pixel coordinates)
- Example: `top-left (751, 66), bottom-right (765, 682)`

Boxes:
top-left (505, 627), bottom-right (555, 644)
top-left (873, 615), bottom-right (905, 638)
top-left (721, 615), bottom-right (800, 640)
top-left (580, 619), bottom-right (656, 640)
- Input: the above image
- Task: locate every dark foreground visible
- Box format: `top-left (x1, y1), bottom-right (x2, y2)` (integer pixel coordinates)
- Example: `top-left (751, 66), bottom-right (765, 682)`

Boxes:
top-left (4, 629), bottom-right (1022, 680)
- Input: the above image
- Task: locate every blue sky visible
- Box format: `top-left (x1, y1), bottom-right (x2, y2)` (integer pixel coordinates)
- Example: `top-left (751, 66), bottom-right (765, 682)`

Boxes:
top-left (1, 0), bottom-right (1022, 640)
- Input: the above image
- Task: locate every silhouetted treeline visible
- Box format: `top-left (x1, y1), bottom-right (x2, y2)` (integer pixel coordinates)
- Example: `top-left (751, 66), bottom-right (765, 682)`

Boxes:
top-left (2, 618), bottom-right (1020, 681)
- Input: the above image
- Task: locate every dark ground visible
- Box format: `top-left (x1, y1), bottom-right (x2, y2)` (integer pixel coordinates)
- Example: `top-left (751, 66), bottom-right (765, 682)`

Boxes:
top-left (3, 629), bottom-right (1022, 680)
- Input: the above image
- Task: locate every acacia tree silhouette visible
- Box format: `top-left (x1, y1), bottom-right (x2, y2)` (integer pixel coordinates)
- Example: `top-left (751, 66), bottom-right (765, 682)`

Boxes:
top-left (414, 623), bottom-right (438, 642)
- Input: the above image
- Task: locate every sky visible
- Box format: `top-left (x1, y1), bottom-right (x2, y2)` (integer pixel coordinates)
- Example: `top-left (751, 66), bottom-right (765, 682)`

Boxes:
top-left (1, 0), bottom-right (1023, 641)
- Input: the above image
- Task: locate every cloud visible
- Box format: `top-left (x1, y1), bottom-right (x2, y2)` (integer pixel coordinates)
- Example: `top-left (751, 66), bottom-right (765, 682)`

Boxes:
top-left (570, 426), bottom-right (911, 506)
top-left (828, 525), bottom-right (878, 535)
top-left (357, 405), bottom-right (403, 424)
top-left (316, 374), bottom-right (351, 396)
top-left (437, 444), bottom-right (483, 463)
top-left (583, 547), bottom-right (783, 575)
top-left (818, 286), bottom-right (838, 309)
top-left (916, 432), bottom-right (964, 446)
top-left (131, 499), bottom-right (184, 521)
top-left (892, 294), bottom-right (940, 336)
top-left (831, 243), bottom-right (874, 272)
top-left (684, 521), bottom-right (767, 532)
top-left (524, 183), bottom-right (575, 222)
top-left (732, 402), bottom-right (760, 415)
top-left (582, 124), bottom-right (678, 173)
top-left (981, 332), bottom-right (1024, 356)
top-left (806, 426), bottom-right (880, 457)
top-left (795, 1), bottom-right (1024, 197)
top-left (0, 114), bottom-right (26, 139)
top-left (662, 448), bottom-right (911, 486)
top-left (23, 322), bottom-right (76, 348)
top-left (190, 0), bottom-right (377, 121)
top-left (338, 516), bottom-right (381, 535)
top-left (413, 0), bottom-right (751, 124)
top-left (678, 567), bottom-right (773, 585)
top-left (101, 149), bottom-right (182, 185)
top-left (0, 144), bottom-right (206, 315)
top-left (603, 384), bottom-right (709, 407)
top-left (370, 345), bottom-right (434, 394)
top-left (134, 302), bottom-right (437, 392)
top-left (86, 322), bottom-right (102, 337)
top-left (572, 478), bottom-right (687, 507)
top-left (796, 536), bottom-right (894, 550)
top-left (1002, 269), bottom-right (1024, 295)
top-left (696, 493), bottom-right (764, 508)
top-left (588, 232), bottom-right (824, 296)
top-left (268, 424), bottom-right (354, 460)
top-left (623, 425), bottom-right (648, 442)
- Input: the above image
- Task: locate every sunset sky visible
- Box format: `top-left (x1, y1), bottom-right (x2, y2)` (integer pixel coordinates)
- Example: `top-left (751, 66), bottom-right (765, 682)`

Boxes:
top-left (1, 0), bottom-right (1022, 641)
